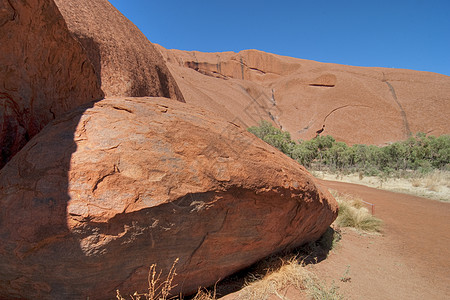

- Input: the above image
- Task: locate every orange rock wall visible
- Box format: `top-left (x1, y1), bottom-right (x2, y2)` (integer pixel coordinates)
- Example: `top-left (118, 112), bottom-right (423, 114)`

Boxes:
top-left (0, 0), bottom-right (103, 169)
top-left (54, 0), bottom-right (184, 101)
top-left (158, 46), bottom-right (450, 145)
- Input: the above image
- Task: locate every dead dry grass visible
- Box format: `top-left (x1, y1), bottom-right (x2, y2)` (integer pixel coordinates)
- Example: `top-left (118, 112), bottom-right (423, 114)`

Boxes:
top-left (236, 259), bottom-right (342, 300)
top-left (421, 170), bottom-right (450, 191)
top-left (192, 288), bottom-right (217, 300)
top-left (116, 259), bottom-right (179, 300)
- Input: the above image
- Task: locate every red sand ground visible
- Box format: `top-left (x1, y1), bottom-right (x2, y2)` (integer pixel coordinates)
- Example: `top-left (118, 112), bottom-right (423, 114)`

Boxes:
top-left (222, 180), bottom-right (450, 299)
top-left (310, 180), bottom-right (449, 299)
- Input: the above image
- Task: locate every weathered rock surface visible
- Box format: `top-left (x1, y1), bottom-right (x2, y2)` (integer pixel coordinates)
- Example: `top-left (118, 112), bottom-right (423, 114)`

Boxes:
top-left (0, 97), bottom-right (337, 299)
top-left (0, 0), bottom-right (103, 169)
top-left (158, 46), bottom-right (450, 145)
top-left (53, 0), bottom-right (184, 101)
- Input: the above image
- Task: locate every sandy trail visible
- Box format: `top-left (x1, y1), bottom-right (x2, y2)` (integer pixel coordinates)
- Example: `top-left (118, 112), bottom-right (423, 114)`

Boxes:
top-left (313, 171), bottom-right (450, 202)
top-left (314, 180), bottom-right (450, 300)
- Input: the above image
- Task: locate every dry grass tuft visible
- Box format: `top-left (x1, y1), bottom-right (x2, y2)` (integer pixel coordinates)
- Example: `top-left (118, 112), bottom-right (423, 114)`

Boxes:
top-left (116, 258), bottom-right (179, 300)
top-left (411, 178), bottom-right (421, 187)
top-left (409, 170), bottom-right (449, 191)
top-left (331, 190), bottom-right (383, 233)
top-left (236, 258), bottom-right (342, 300)
top-left (191, 288), bottom-right (217, 300)
top-left (424, 170), bottom-right (449, 191)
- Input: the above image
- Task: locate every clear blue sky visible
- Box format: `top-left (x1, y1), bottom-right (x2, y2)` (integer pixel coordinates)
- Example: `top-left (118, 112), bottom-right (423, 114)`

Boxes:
top-left (109, 0), bottom-right (450, 76)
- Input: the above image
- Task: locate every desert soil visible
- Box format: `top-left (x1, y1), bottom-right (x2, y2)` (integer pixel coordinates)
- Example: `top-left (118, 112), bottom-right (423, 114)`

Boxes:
top-left (312, 180), bottom-right (450, 300)
top-left (314, 171), bottom-right (450, 202)
top-left (221, 179), bottom-right (450, 300)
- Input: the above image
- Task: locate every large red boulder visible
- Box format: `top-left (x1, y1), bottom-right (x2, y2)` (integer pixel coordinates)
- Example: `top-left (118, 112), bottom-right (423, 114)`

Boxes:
top-left (0, 97), bottom-right (337, 299)
top-left (0, 0), bottom-right (103, 169)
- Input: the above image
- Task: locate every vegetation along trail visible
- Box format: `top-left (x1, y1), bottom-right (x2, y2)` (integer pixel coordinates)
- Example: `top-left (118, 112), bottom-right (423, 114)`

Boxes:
top-left (317, 179), bottom-right (450, 299)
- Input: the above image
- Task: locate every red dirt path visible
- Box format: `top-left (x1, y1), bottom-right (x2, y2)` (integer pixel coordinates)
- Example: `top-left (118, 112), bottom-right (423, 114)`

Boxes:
top-left (313, 180), bottom-right (450, 300)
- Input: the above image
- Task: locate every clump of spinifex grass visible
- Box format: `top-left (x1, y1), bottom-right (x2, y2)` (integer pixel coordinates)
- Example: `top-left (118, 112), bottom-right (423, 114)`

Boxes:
top-left (330, 190), bottom-right (382, 233)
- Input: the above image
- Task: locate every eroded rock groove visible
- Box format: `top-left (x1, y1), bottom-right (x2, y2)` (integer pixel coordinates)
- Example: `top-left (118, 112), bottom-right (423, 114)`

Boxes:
top-left (384, 79), bottom-right (411, 138)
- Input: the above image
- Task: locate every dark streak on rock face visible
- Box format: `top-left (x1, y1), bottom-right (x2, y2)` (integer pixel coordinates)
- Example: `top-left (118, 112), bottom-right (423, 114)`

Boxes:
top-left (155, 65), bottom-right (171, 99)
top-left (309, 83), bottom-right (335, 87)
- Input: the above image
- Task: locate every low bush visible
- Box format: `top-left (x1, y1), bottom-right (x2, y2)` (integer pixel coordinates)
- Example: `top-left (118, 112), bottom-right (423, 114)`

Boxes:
top-left (247, 121), bottom-right (450, 176)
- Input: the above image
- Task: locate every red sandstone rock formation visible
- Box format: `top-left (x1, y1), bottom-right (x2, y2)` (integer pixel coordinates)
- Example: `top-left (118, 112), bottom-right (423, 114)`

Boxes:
top-left (157, 46), bottom-right (450, 145)
top-left (0, 97), bottom-right (337, 299)
top-left (0, 0), bottom-right (103, 169)
top-left (53, 0), bottom-right (184, 101)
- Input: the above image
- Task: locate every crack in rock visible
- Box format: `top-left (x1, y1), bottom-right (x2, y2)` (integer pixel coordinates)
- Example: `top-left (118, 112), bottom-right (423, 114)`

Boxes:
top-left (91, 165), bottom-right (120, 193)
top-left (186, 209), bottom-right (229, 266)
top-left (383, 79), bottom-right (411, 138)
top-left (0, 0), bottom-right (17, 27)
top-left (314, 104), bottom-right (371, 137)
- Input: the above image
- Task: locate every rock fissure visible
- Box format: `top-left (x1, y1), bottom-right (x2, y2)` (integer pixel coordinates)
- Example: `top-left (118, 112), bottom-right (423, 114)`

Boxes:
top-left (231, 57), bottom-right (271, 76)
top-left (112, 106), bottom-right (133, 114)
top-left (86, 203), bottom-right (115, 215)
top-left (186, 208), bottom-right (230, 266)
top-left (288, 201), bottom-right (303, 227)
top-left (248, 66), bottom-right (266, 74)
top-left (271, 89), bottom-right (276, 106)
top-left (322, 104), bottom-right (371, 124)
top-left (74, 116), bottom-right (91, 141)
top-left (383, 79), bottom-right (411, 138)
top-left (100, 143), bottom-right (121, 151)
top-left (6, 0), bottom-right (17, 22)
top-left (49, 107), bottom-right (56, 120)
top-left (314, 104), bottom-right (372, 136)
top-left (309, 83), bottom-right (335, 87)
top-left (113, 265), bottom-right (144, 294)
top-left (91, 165), bottom-right (119, 193)
top-left (239, 56), bottom-right (245, 80)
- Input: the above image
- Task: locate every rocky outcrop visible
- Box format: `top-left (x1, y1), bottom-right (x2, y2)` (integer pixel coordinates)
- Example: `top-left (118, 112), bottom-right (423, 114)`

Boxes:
top-left (0, 0), bottom-right (103, 169)
top-left (0, 97), bottom-right (337, 299)
top-left (53, 0), bottom-right (184, 101)
top-left (158, 46), bottom-right (450, 145)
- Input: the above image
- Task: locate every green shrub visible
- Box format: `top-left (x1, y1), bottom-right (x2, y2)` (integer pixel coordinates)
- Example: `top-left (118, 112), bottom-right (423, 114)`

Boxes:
top-left (247, 121), bottom-right (450, 176)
